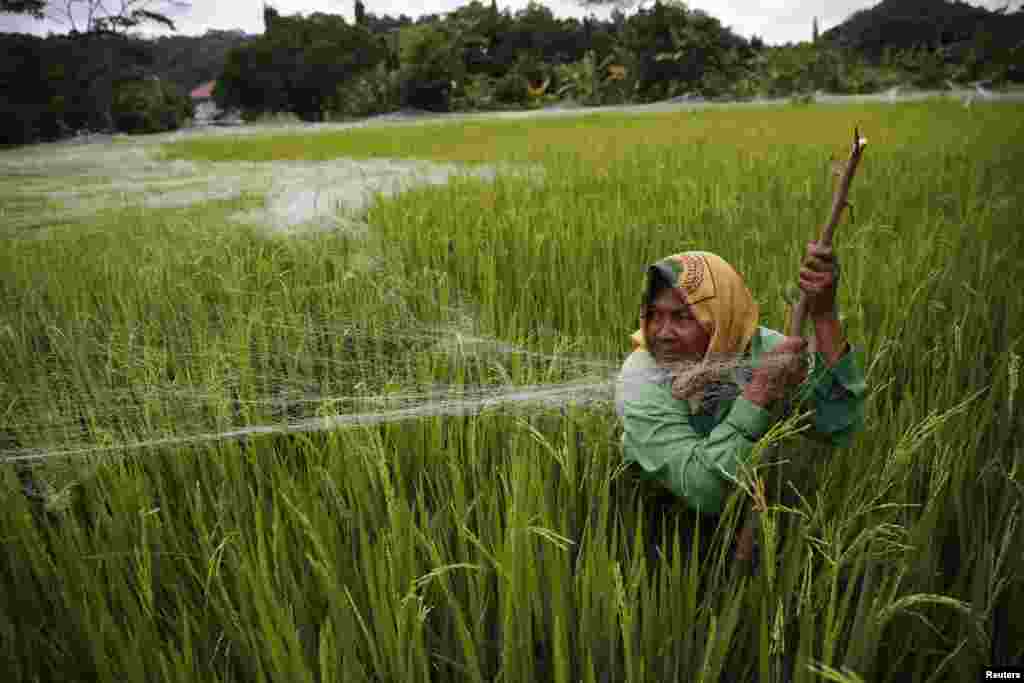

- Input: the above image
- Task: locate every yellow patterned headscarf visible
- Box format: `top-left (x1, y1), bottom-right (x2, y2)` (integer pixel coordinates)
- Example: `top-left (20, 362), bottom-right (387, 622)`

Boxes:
top-left (630, 251), bottom-right (759, 358)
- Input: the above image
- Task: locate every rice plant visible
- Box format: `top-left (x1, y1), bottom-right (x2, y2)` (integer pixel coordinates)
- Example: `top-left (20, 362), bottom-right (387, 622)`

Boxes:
top-left (1, 98), bottom-right (1023, 682)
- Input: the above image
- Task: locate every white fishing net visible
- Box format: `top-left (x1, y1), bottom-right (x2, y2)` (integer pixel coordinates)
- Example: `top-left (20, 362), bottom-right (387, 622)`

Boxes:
top-left (0, 319), bottom-right (623, 466)
top-left (2, 319), bottom-right (810, 468)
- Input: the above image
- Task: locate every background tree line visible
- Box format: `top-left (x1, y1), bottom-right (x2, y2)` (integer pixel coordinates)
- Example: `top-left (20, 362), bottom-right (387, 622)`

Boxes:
top-left (2, 0), bottom-right (1023, 146)
top-left (0, 0), bottom-right (198, 144)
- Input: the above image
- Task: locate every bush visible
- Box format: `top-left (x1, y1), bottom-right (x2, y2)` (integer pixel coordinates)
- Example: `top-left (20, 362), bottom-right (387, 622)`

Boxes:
top-left (491, 51), bottom-right (557, 107)
top-left (111, 77), bottom-right (193, 135)
top-left (900, 46), bottom-right (948, 90)
top-left (834, 58), bottom-right (878, 94)
top-left (396, 23), bottom-right (464, 112)
top-left (450, 73), bottom-right (497, 111)
top-left (331, 64), bottom-right (400, 118)
top-left (699, 69), bottom-right (733, 98)
top-left (400, 77), bottom-right (454, 112)
top-left (494, 72), bottom-right (529, 105)
top-left (726, 72), bottom-right (761, 100)
top-left (553, 52), bottom-right (603, 106)
top-left (871, 66), bottom-right (910, 92)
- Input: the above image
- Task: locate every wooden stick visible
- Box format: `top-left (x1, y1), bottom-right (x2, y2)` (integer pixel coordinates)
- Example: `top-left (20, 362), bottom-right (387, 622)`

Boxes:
top-left (735, 127), bottom-right (868, 573)
top-left (789, 126), bottom-right (868, 336)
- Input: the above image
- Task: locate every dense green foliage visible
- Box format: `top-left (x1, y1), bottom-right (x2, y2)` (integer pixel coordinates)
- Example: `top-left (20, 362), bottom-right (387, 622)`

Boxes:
top-left (2, 99), bottom-right (1023, 681)
top-left (620, 2), bottom-right (753, 101)
top-left (0, 1), bottom-right (194, 144)
top-left (112, 76), bottom-right (193, 134)
top-left (210, 0), bottom-right (1022, 119)
top-left (0, 31), bottom-right (194, 144)
top-left (3, 0), bottom-right (1023, 145)
top-left (215, 8), bottom-right (388, 122)
top-left (0, 0), bottom-right (45, 17)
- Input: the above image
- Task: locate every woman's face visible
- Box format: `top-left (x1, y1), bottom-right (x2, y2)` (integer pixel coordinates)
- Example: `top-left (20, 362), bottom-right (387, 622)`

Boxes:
top-left (644, 287), bottom-right (711, 364)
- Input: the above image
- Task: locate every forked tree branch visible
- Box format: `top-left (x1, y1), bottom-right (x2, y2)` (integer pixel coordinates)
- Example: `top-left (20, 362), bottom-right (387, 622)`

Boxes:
top-left (788, 127), bottom-right (869, 337)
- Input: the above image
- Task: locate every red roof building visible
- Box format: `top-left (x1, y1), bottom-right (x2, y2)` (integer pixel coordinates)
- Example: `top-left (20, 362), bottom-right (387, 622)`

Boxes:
top-left (190, 81), bottom-right (216, 100)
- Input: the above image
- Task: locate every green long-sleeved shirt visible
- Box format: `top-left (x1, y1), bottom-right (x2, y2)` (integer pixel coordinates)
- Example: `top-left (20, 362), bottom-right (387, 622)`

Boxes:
top-left (615, 327), bottom-right (867, 515)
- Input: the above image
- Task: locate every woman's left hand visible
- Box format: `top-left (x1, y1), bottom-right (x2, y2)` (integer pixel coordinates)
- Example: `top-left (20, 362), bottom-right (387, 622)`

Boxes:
top-left (799, 241), bottom-right (840, 319)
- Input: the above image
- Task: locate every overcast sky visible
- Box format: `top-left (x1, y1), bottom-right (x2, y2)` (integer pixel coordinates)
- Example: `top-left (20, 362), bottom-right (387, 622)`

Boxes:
top-left (1, 0), bottom-right (1020, 46)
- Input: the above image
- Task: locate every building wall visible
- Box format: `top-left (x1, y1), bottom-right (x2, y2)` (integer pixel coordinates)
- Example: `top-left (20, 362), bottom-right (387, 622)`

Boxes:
top-left (193, 99), bottom-right (221, 123)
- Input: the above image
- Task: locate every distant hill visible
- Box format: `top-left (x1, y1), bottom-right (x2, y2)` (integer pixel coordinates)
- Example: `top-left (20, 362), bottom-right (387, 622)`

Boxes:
top-left (146, 29), bottom-right (259, 95)
top-left (822, 0), bottom-right (1024, 62)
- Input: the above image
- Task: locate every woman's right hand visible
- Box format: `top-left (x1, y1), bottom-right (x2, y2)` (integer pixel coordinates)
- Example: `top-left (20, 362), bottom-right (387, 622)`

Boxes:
top-left (743, 336), bottom-right (808, 408)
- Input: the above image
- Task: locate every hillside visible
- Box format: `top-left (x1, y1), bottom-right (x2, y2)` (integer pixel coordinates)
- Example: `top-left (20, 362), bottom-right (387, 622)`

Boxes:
top-left (822, 0), bottom-right (1024, 62)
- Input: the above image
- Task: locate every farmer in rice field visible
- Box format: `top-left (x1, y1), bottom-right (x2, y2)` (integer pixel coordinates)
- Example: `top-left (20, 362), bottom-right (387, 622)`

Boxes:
top-left (614, 245), bottom-right (866, 569)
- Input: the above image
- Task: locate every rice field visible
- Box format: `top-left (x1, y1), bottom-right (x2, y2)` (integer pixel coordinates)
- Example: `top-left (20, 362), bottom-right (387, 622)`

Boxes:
top-left (2, 99), bottom-right (1023, 682)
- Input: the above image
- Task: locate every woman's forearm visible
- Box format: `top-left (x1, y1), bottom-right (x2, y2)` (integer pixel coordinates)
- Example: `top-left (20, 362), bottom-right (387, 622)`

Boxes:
top-left (813, 313), bottom-right (849, 368)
